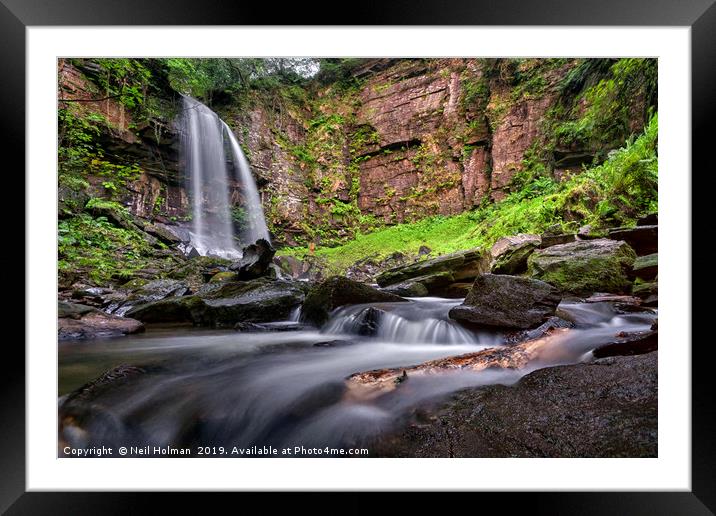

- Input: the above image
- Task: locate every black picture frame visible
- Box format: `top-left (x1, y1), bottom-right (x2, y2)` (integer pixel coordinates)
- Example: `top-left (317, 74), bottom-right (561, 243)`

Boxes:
top-left (3, 0), bottom-right (712, 512)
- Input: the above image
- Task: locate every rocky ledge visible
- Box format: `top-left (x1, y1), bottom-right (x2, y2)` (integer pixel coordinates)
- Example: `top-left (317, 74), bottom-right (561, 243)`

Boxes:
top-left (370, 351), bottom-right (657, 457)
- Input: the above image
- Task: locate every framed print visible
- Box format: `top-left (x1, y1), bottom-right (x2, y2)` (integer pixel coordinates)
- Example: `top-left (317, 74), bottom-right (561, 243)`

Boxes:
top-left (4, 0), bottom-right (713, 512)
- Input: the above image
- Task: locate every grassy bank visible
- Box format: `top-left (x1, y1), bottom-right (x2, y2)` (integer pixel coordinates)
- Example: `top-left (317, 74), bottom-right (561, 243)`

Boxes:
top-left (278, 115), bottom-right (657, 275)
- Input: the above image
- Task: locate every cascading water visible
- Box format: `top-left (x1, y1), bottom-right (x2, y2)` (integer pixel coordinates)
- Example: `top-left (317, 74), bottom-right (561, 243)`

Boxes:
top-left (223, 122), bottom-right (270, 244)
top-left (179, 95), bottom-right (269, 258)
top-left (58, 298), bottom-right (656, 455)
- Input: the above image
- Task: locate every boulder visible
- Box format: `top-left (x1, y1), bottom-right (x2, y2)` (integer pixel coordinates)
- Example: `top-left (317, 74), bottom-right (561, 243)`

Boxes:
top-left (489, 234), bottom-right (541, 274)
top-left (126, 278), bottom-right (309, 327)
top-left (375, 247), bottom-right (486, 293)
top-left (301, 276), bottom-right (405, 327)
top-left (229, 239), bottom-right (276, 280)
top-left (608, 225), bottom-right (657, 255)
top-left (528, 239), bottom-right (637, 295)
top-left (370, 352), bottom-right (657, 458)
top-left (448, 274), bottom-right (561, 330)
top-left (108, 278), bottom-right (189, 316)
top-left (58, 301), bottom-right (144, 340)
top-left (630, 253), bottom-right (658, 281)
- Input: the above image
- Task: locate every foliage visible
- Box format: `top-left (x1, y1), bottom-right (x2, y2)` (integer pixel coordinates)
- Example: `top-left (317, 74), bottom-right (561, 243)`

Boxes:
top-left (58, 214), bottom-right (155, 285)
top-left (279, 114), bottom-right (657, 275)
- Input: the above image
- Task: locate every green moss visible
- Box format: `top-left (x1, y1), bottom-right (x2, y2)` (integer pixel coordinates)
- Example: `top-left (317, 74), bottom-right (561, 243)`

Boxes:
top-left (278, 114), bottom-right (657, 275)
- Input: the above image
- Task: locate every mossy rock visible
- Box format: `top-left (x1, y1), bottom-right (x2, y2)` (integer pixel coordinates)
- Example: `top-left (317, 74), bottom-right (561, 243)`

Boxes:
top-left (375, 248), bottom-right (485, 288)
top-left (490, 234), bottom-right (541, 275)
top-left (630, 253), bottom-right (657, 281)
top-left (528, 238), bottom-right (637, 295)
top-left (210, 271), bottom-right (238, 283)
top-left (301, 276), bottom-right (406, 327)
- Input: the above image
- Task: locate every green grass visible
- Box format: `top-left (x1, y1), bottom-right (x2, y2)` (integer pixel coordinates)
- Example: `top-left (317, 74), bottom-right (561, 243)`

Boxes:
top-left (278, 114), bottom-right (657, 275)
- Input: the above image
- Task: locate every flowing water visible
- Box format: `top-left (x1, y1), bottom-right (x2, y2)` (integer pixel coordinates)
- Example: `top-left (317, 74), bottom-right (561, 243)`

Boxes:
top-left (179, 96), bottom-right (269, 258)
top-left (58, 298), bottom-right (656, 456)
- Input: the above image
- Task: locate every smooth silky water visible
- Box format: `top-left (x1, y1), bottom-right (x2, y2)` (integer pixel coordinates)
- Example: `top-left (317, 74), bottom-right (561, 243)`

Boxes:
top-left (58, 297), bottom-right (656, 455)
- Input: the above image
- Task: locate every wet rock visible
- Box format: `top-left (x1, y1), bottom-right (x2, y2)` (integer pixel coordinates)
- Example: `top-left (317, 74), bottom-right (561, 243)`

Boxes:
top-left (528, 239), bottom-right (637, 295)
top-left (489, 234), bottom-right (541, 274)
top-left (376, 247), bottom-right (486, 293)
top-left (233, 322), bottom-right (270, 332)
top-left (124, 295), bottom-right (207, 325)
top-left (127, 277), bottom-right (309, 327)
top-left (229, 239), bottom-right (276, 280)
top-left (630, 253), bottom-right (658, 281)
top-left (301, 276), bottom-right (406, 327)
top-left (449, 274), bottom-right (561, 330)
top-left (353, 307), bottom-right (385, 336)
top-left (371, 352), bottom-right (657, 457)
top-left (418, 245), bottom-right (432, 256)
top-left (585, 293), bottom-right (641, 304)
top-left (592, 330), bottom-right (658, 358)
top-left (382, 279), bottom-right (429, 297)
top-left (608, 225), bottom-right (658, 256)
top-left (108, 278), bottom-right (189, 316)
top-left (58, 301), bottom-right (144, 340)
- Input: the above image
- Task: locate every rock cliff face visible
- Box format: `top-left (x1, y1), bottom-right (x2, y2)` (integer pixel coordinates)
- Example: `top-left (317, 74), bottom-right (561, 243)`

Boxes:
top-left (60, 58), bottom-right (654, 247)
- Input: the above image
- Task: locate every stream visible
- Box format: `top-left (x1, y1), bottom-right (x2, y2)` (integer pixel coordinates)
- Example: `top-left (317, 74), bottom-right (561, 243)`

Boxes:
top-left (58, 297), bottom-right (656, 456)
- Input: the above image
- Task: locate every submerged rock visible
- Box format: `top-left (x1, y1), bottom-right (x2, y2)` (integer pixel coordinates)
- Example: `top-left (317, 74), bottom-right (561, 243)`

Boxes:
top-left (371, 352), bottom-right (657, 458)
top-left (488, 234), bottom-right (541, 274)
top-left (528, 238), bottom-right (637, 295)
top-left (58, 301), bottom-right (144, 340)
top-left (449, 274), bottom-right (561, 330)
top-left (301, 276), bottom-right (405, 327)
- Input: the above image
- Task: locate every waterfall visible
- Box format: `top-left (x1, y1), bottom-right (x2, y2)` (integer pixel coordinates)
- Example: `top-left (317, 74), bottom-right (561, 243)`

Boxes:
top-left (179, 95), bottom-right (269, 259)
top-left (222, 122), bottom-right (270, 244)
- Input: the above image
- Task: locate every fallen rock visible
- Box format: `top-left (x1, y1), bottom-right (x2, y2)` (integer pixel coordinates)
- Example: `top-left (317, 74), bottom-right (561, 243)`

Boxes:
top-left (370, 352), bottom-right (657, 457)
top-left (301, 276), bottom-right (406, 327)
top-left (143, 223), bottom-right (184, 244)
top-left (229, 239), bottom-right (276, 280)
top-left (58, 301), bottom-right (144, 340)
top-left (489, 234), bottom-right (541, 274)
top-left (528, 239), bottom-right (637, 295)
top-left (630, 253), bottom-right (658, 281)
top-left (375, 247), bottom-right (486, 292)
top-left (608, 225), bottom-right (657, 255)
top-left (449, 274), bottom-right (561, 330)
